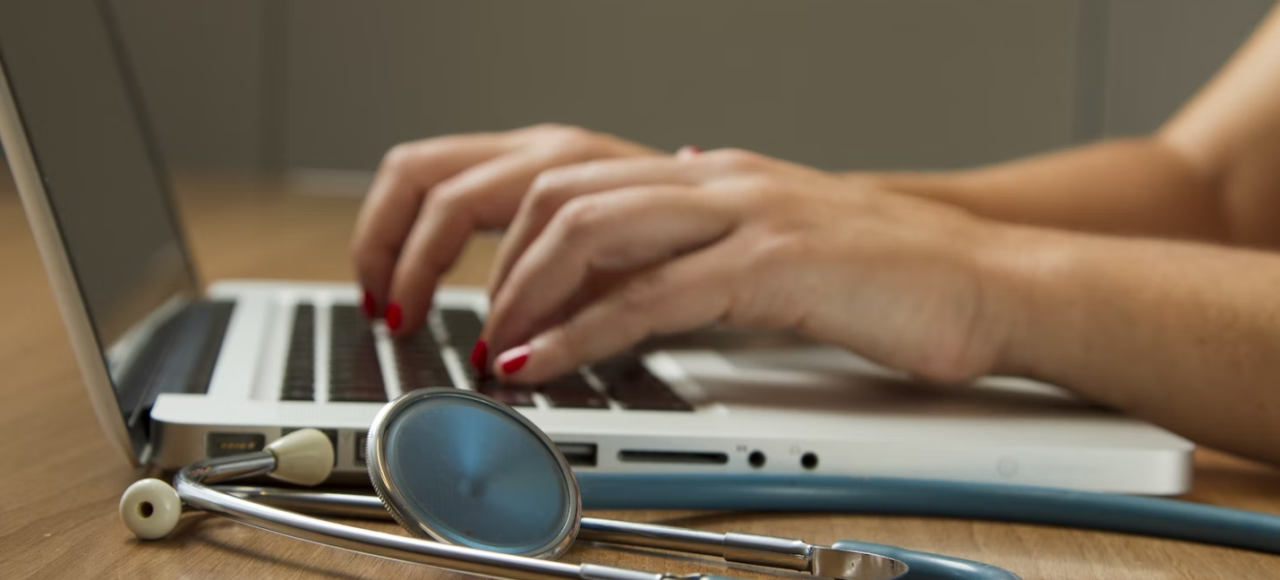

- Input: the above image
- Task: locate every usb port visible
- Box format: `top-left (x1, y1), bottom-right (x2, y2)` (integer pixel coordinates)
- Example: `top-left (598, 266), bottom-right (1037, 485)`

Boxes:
top-left (556, 442), bottom-right (598, 467)
top-left (206, 432), bottom-right (265, 458)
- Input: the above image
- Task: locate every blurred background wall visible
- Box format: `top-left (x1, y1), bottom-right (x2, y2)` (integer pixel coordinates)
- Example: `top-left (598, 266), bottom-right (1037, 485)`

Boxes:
top-left (97, 0), bottom-right (1276, 181)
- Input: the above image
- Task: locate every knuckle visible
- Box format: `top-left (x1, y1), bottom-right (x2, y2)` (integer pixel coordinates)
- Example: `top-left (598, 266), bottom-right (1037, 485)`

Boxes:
top-left (739, 179), bottom-right (786, 208)
top-left (618, 271), bottom-right (671, 312)
top-left (744, 231), bottom-right (808, 270)
top-left (379, 142), bottom-right (424, 173)
top-left (526, 168), bottom-right (574, 212)
top-left (553, 198), bottom-right (608, 243)
top-left (424, 179), bottom-right (473, 215)
top-left (542, 126), bottom-right (600, 157)
top-left (706, 148), bottom-right (766, 171)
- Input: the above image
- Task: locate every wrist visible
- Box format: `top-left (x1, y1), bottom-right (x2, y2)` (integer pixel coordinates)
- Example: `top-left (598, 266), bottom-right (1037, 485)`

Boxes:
top-left (969, 221), bottom-right (1080, 379)
top-left (850, 170), bottom-right (983, 210)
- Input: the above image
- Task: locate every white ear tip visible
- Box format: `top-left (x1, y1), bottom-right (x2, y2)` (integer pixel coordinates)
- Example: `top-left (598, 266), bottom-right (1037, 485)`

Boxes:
top-left (266, 429), bottom-right (334, 486)
top-left (120, 478), bottom-right (182, 540)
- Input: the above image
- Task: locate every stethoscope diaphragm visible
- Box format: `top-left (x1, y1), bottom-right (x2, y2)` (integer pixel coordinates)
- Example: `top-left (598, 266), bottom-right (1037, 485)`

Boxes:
top-left (367, 388), bottom-right (581, 558)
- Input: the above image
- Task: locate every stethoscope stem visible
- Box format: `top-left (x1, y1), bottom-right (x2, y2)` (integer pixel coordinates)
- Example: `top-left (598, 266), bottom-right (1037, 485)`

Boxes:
top-left (220, 486), bottom-right (900, 579)
top-left (183, 462), bottom-right (667, 580)
top-left (125, 427), bottom-right (1014, 580)
top-left (218, 486), bottom-right (919, 580)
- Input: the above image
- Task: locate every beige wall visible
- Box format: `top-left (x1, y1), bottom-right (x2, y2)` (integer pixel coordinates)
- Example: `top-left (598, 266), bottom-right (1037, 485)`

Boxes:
top-left (103, 0), bottom-right (1275, 173)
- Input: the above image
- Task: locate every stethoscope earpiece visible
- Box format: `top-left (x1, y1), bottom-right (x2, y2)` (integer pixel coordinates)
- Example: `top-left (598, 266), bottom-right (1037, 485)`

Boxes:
top-left (120, 477), bottom-right (182, 540)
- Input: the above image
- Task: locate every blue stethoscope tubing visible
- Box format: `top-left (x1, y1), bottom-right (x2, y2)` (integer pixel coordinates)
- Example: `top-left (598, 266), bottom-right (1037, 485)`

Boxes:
top-left (577, 473), bottom-right (1280, 555)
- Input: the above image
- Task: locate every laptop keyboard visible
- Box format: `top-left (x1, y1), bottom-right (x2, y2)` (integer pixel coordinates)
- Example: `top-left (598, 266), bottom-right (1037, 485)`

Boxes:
top-left (280, 305), bottom-right (316, 401)
top-left (281, 302), bottom-right (691, 411)
top-left (328, 305), bottom-right (388, 402)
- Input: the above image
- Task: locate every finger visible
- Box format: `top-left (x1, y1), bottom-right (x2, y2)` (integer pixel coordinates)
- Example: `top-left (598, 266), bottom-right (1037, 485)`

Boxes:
top-left (385, 144), bottom-right (609, 335)
top-left (676, 144), bottom-right (701, 159)
top-left (487, 155), bottom-right (711, 298)
top-left (351, 134), bottom-right (514, 311)
top-left (485, 185), bottom-right (738, 354)
top-left (493, 245), bottom-right (738, 383)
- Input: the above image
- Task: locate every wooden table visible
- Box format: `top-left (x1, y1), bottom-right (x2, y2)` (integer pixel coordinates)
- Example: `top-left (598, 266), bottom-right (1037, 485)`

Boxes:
top-left (2, 173), bottom-right (1280, 579)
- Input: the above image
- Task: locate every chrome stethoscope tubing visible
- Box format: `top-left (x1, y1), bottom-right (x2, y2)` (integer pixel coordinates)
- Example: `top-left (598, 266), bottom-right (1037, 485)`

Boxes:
top-left (132, 446), bottom-right (913, 580)
top-left (218, 484), bottom-right (907, 580)
top-left (176, 452), bottom-right (634, 580)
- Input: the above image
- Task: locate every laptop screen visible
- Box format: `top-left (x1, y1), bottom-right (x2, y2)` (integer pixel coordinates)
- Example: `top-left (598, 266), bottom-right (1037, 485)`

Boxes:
top-left (0, 1), bottom-right (198, 353)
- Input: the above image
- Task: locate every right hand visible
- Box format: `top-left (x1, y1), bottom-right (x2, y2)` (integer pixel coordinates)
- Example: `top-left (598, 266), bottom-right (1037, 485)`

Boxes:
top-left (350, 124), bottom-right (661, 335)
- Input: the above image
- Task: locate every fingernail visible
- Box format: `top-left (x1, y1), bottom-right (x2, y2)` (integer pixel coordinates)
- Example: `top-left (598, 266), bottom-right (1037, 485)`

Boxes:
top-left (496, 345), bottom-right (530, 375)
top-left (469, 340), bottom-right (489, 374)
top-left (361, 290), bottom-right (376, 317)
top-left (676, 145), bottom-right (701, 159)
top-left (385, 302), bottom-right (403, 332)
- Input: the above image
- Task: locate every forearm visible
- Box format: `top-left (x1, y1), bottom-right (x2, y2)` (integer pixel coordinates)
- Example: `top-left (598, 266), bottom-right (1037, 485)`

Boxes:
top-left (989, 225), bottom-right (1280, 464)
top-left (858, 138), bottom-right (1229, 242)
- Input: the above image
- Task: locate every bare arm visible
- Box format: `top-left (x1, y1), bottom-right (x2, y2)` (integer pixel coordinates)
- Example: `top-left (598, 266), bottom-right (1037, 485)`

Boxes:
top-left (864, 4), bottom-right (1280, 248)
top-left (992, 225), bottom-right (1280, 465)
top-left (865, 8), bottom-right (1280, 463)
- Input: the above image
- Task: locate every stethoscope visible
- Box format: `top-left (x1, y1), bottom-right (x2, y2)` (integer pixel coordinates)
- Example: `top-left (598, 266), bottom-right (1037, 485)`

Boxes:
top-left (120, 388), bottom-right (1280, 580)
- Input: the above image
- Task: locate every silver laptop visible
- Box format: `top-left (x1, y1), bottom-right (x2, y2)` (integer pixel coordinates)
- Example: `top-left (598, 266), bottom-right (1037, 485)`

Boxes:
top-left (0, 0), bottom-right (1192, 494)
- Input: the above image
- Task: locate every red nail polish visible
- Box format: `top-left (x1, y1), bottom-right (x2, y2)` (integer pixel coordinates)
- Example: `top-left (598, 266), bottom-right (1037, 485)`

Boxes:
top-left (385, 302), bottom-right (403, 332)
top-left (470, 340), bottom-right (489, 374)
top-left (361, 290), bottom-right (376, 317)
top-left (677, 145), bottom-right (701, 159)
top-left (497, 345), bottom-right (530, 375)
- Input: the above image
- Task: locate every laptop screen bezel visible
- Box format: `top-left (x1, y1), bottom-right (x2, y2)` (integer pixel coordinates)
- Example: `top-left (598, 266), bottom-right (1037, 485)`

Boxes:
top-left (0, 0), bottom-right (204, 466)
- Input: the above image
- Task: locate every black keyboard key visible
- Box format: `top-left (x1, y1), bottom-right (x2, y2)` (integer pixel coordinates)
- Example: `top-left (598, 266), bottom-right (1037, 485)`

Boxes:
top-left (281, 305), bottom-right (316, 401)
top-left (539, 374), bottom-right (609, 409)
top-left (328, 305), bottom-right (387, 403)
top-left (592, 356), bottom-right (692, 411)
top-left (394, 330), bottom-right (453, 391)
top-left (440, 308), bottom-right (484, 348)
top-left (475, 378), bottom-right (535, 407)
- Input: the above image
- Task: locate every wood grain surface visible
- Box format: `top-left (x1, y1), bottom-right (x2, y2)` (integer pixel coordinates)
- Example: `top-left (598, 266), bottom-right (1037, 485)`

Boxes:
top-left (2, 174), bottom-right (1279, 580)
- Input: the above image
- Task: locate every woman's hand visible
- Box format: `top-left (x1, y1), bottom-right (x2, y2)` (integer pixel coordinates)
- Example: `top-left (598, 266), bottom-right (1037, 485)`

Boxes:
top-left (482, 148), bottom-right (1023, 385)
top-left (350, 124), bottom-right (661, 335)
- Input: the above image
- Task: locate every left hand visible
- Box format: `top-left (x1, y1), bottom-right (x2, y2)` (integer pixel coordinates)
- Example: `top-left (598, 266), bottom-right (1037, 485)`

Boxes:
top-left (481, 148), bottom-right (1021, 386)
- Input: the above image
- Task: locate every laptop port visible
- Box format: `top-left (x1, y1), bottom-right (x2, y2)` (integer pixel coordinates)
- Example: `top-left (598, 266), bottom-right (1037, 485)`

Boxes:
top-left (556, 442), bottom-right (598, 467)
top-left (356, 433), bottom-right (368, 464)
top-left (618, 450), bottom-right (728, 465)
top-left (206, 432), bottom-right (265, 458)
top-left (801, 452), bottom-right (819, 470)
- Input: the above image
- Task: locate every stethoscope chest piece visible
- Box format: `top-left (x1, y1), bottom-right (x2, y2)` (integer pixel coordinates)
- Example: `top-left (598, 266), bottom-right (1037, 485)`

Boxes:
top-left (367, 388), bottom-right (581, 559)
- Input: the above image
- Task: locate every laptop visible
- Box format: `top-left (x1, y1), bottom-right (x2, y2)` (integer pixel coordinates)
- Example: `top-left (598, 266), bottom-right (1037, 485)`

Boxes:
top-left (0, 0), bottom-right (1192, 494)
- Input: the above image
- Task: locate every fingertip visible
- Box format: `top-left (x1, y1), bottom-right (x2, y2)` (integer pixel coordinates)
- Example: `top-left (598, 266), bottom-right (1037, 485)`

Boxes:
top-left (469, 340), bottom-right (489, 376)
top-left (493, 344), bottom-right (531, 380)
top-left (384, 302), bottom-right (403, 333)
top-left (352, 249), bottom-right (396, 317)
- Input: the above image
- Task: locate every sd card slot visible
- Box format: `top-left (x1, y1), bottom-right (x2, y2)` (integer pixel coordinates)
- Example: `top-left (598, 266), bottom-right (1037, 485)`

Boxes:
top-left (617, 450), bottom-right (728, 465)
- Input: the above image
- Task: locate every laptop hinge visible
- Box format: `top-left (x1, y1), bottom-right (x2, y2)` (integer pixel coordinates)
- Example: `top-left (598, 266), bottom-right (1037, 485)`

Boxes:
top-left (119, 300), bottom-right (236, 433)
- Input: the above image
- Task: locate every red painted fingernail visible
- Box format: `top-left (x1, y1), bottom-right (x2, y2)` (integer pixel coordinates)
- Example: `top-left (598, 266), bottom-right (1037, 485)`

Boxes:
top-left (469, 340), bottom-right (489, 374)
top-left (385, 302), bottom-right (403, 332)
top-left (361, 290), bottom-right (376, 317)
top-left (497, 345), bottom-right (530, 375)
